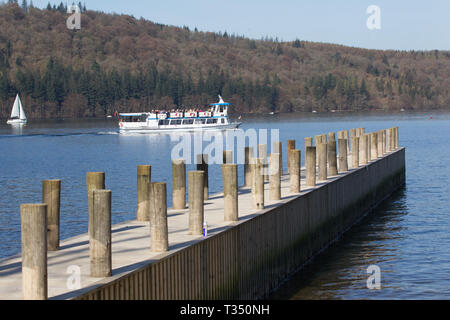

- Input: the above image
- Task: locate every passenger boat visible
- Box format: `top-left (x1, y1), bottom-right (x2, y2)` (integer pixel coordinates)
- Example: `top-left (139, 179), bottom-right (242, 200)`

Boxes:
top-left (119, 96), bottom-right (241, 133)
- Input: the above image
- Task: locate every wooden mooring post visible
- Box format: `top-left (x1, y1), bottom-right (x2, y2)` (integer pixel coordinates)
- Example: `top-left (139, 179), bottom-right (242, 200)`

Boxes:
top-left (150, 182), bottom-right (169, 252)
top-left (188, 171), bottom-right (205, 235)
top-left (222, 164), bottom-right (239, 222)
top-left (21, 204), bottom-right (48, 300)
top-left (137, 165), bottom-right (151, 222)
top-left (172, 160), bottom-right (186, 210)
top-left (42, 180), bottom-right (61, 251)
top-left (90, 190), bottom-right (112, 278)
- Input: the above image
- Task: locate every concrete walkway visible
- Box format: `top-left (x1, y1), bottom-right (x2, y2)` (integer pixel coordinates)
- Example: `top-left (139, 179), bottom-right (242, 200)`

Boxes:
top-left (1, 163), bottom-right (340, 300)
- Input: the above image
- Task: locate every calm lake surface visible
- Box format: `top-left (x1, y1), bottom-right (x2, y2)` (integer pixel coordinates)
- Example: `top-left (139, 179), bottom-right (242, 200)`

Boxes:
top-left (1, 111), bottom-right (449, 299)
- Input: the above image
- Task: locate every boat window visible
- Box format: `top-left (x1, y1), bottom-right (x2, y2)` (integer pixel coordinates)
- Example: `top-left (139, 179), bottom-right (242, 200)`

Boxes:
top-left (183, 119), bottom-right (194, 125)
top-left (170, 119), bottom-right (182, 125)
top-left (159, 120), bottom-right (170, 126)
top-left (195, 119), bottom-right (206, 124)
top-left (221, 118), bottom-right (225, 124)
top-left (206, 119), bottom-right (218, 124)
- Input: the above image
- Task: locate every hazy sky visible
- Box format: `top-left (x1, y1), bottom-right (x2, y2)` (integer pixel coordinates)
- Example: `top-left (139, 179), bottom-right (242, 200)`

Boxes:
top-left (32, 0), bottom-right (449, 51)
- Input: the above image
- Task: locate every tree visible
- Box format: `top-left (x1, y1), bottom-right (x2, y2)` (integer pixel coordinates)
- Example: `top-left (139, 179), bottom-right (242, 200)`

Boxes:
top-left (21, 0), bottom-right (28, 11)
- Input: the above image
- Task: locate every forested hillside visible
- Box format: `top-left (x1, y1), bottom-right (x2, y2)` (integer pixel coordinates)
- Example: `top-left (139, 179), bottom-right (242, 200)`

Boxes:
top-left (0, 2), bottom-right (449, 119)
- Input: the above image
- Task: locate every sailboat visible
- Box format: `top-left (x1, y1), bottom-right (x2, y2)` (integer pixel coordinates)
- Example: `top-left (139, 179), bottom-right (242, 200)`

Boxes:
top-left (6, 94), bottom-right (27, 125)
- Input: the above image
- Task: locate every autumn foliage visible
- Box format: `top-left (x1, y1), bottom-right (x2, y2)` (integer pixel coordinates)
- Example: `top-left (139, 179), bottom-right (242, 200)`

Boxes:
top-left (0, 2), bottom-right (449, 120)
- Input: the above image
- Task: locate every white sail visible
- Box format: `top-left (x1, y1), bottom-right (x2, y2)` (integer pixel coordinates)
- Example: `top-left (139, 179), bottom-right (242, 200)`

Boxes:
top-left (10, 95), bottom-right (20, 119)
top-left (18, 95), bottom-right (27, 120)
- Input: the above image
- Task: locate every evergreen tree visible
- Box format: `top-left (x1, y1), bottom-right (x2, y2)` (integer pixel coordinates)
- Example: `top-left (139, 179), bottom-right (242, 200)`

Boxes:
top-left (21, 0), bottom-right (28, 11)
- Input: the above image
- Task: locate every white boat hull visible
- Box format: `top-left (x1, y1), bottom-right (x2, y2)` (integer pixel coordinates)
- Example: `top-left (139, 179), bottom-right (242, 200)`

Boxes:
top-left (120, 122), bottom-right (241, 134)
top-left (7, 119), bottom-right (27, 125)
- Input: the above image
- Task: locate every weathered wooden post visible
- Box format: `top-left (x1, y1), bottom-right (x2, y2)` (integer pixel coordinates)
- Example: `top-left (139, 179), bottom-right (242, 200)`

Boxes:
top-left (90, 189), bottom-right (112, 278)
top-left (172, 159), bottom-right (186, 210)
top-left (305, 137), bottom-right (313, 151)
top-left (328, 139), bottom-right (338, 176)
top-left (223, 150), bottom-right (233, 164)
top-left (328, 132), bottom-right (336, 142)
top-left (21, 204), bottom-right (47, 300)
top-left (196, 154), bottom-right (209, 200)
top-left (258, 144), bottom-right (268, 181)
top-left (386, 128), bottom-right (392, 152)
top-left (317, 143), bottom-right (328, 181)
top-left (391, 127), bottom-right (396, 150)
top-left (382, 129), bottom-right (386, 154)
top-left (306, 146), bottom-right (316, 187)
top-left (314, 135), bottom-right (322, 166)
top-left (338, 139), bottom-right (348, 173)
top-left (188, 171), bottom-right (205, 235)
top-left (244, 147), bottom-right (254, 187)
top-left (150, 182), bottom-right (169, 252)
top-left (253, 158), bottom-right (265, 210)
top-left (287, 140), bottom-right (296, 174)
top-left (344, 130), bottom-right (350, 154)
top-left (351, 136), bottom-right (360, 169)
top-left (394, 126), bottom-right (399, 149)
top-left (137, 165), bottom-right (151, 222)
top-left (289, 149), bottom-right (301, 193)
top-left (359, 134), bottom-right (368, 166)
top-left (222, 164), bottom-right (238, 221)
top-left (86, 172), bottom-right (105, 239)
top-left (42, 180), bottom-right (61, 251)
top-left (273, 141), bottom-right (283, 176)
top-left (371, 132), bottom-right (378, 160)
top-left (269, 153), bottom-right (281, 200)
top-left (377, 130), bottom-right (384, 157)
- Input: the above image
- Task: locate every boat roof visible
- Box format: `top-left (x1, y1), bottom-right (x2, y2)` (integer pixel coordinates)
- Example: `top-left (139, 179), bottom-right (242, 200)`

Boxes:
top-left (209, 103), bottom-right (230, 106)
top-left (119, 113), bottom-right (146, 117)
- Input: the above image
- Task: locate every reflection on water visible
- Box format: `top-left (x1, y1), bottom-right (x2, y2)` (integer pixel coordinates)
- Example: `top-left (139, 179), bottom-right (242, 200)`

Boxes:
top-left (1, 112), bottom-right (450, 299)
top-left (270, 188), bottom-right (410, 300)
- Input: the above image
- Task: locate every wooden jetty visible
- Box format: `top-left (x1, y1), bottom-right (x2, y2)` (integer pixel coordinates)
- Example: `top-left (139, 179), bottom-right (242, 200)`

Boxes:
top-left (0, 127), bottom-right (404, 300)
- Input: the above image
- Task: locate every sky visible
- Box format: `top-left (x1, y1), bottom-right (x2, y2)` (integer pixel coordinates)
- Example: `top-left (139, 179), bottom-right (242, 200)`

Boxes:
top-left (32, 0), bottom-right (449, 51)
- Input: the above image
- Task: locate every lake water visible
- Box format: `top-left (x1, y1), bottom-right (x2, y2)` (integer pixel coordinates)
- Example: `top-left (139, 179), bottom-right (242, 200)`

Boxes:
top-left (1, 111), bottom-right (449, 299)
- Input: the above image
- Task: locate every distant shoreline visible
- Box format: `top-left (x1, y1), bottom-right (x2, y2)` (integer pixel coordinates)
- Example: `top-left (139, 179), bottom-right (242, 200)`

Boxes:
top-left (2, 108), bottom-right (447, 123)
